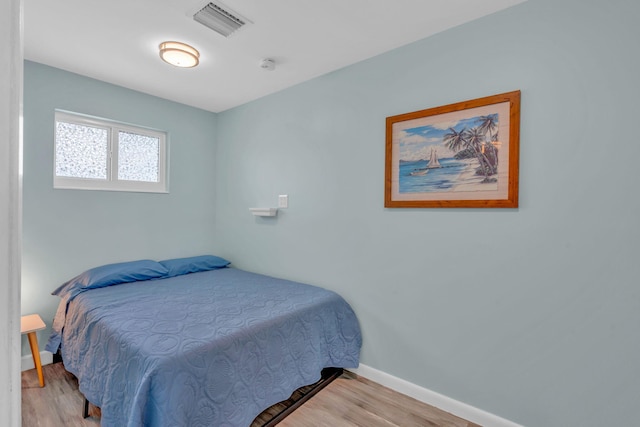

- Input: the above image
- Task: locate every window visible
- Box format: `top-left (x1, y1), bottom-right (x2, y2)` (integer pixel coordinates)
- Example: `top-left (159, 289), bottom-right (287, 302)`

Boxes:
top-left (54, 111), bottom-right (167, 193)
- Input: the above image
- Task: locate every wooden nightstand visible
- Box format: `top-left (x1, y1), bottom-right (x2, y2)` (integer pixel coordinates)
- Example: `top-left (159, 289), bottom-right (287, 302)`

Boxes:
top-left (21, 314), bottom-right (46, 387)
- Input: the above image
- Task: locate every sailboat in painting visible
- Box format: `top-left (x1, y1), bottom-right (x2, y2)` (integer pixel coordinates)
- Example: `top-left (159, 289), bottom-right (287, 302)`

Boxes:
top-left (410, 147), bottom-right (441, 176)
top-left (426, 148), bottom-right (441, 169)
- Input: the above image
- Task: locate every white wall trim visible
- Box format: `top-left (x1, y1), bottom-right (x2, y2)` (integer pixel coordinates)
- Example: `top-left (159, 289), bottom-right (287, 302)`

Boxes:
top-left (0, 1), bottom-right (23, 426)
top-left (349, 364), bottom-right (524, 427)
top-left (21, 351), bottom-right (54, 372)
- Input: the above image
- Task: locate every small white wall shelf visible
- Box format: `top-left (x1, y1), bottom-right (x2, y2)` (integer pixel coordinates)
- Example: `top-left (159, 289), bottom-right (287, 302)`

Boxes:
top-left (249, 208), bottom-right (278, 217)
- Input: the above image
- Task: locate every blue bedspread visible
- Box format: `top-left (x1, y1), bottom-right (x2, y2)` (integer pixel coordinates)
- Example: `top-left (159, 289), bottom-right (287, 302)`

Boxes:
top-left (48, 268), bottom-right (362, 426)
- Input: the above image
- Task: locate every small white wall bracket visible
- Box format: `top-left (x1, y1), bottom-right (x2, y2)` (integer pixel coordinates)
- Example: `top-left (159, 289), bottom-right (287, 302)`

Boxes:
top-left (249, 207), bottom-right (278, 217)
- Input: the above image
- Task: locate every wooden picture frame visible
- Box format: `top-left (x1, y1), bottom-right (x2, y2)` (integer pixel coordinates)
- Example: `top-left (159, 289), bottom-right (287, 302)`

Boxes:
top-left (385, 90), bottom-right (520, 208)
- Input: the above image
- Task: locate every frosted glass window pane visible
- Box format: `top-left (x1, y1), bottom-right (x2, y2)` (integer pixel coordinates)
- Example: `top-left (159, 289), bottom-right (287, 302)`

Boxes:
top-left (118, 131), bottom-right (159, 182)
top-left (55, 121), bottom-right (108, 179)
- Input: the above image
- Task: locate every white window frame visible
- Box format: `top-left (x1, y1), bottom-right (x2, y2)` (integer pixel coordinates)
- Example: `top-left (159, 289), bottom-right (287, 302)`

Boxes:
top-left (54, 110), bottom-right (168, 193)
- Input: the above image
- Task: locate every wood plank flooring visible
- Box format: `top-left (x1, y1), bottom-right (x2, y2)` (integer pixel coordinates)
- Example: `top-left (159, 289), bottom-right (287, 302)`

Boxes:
top-left (276, 371), bottom-right (480, 427)
top-left (22, 362), bottom-right (480, 427)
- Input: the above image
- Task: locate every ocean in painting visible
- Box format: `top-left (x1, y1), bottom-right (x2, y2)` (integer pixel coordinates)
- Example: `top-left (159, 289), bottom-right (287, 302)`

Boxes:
top-left (399, 157), bottom-right (477, 193)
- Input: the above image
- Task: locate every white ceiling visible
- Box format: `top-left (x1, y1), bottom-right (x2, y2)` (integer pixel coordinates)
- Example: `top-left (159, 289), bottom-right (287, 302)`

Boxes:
top-left (24, 0), bottom-right (524, 113)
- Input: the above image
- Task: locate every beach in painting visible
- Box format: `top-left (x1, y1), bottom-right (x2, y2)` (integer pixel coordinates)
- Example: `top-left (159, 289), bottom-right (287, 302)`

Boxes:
top-left (399, 157), bottom-right (496, 194)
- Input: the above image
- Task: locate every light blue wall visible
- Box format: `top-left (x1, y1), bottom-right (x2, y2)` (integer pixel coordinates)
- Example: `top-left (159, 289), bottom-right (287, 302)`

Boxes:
top-left (215, 0), bottom-right (640, 426)
top-left (22, 61), bottom-right (218, 355)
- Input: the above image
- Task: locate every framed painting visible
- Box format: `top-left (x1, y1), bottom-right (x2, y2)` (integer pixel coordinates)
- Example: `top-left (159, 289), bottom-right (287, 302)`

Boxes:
top-left (385, 90), bottom-right (520, 208)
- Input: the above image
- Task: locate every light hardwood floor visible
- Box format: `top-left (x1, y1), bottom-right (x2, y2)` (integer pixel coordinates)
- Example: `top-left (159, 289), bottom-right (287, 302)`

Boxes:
top-left (22, 363), bottom-right (480, 427)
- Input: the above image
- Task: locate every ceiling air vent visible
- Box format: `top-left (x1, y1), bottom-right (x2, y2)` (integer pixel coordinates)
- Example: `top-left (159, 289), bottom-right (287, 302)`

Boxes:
top-left (193, 2), bottom-right (247, 37)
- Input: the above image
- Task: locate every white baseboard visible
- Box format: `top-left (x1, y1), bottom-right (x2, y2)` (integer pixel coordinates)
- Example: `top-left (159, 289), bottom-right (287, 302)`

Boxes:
top-left (21, 351), bottom-right (53, 372)
top-left (349, 364), bottom-right (524, 427)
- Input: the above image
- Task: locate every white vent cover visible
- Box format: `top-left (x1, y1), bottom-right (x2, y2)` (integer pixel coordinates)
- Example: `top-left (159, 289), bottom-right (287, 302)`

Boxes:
top-left (193, 2), bottom-right (247, 37)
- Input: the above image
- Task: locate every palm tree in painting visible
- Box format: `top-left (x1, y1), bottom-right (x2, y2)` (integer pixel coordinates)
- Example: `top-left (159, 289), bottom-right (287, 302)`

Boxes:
top-left (476, 114), bottom-right (499, 173)
top-left (477, 114), bottom-right (498, 141)
top-left (443, 123), bottom-right (498, 183)
top-left (443, 127), bottom-right (467, 152)
top-left (464, 127), bottom-right (495, 181)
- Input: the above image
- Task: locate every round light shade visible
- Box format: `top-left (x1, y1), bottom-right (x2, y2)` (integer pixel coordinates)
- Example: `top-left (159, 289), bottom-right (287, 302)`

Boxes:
top-left (159, 41), bottom-right (200, 68)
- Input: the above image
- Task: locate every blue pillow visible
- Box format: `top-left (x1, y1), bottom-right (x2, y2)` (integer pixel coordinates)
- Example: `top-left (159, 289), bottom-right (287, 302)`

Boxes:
top-left (52, 259), bottom-right (169, 297)
top-left (159, 255), bottom-right (230, 278)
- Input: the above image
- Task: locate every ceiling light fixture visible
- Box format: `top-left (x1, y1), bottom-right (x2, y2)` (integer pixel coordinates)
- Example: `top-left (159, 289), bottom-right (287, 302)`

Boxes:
top-left (159, 41), bottom-right (200, 68)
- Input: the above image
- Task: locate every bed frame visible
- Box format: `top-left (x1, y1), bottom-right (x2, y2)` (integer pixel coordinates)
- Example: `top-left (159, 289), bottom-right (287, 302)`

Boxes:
top-left (82, 367), bottom-right (344, 425)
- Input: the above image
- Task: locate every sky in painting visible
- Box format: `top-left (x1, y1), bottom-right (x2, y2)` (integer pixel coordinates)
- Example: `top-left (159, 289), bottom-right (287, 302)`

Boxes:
top-left (399, 114), bottom-right (497, 162)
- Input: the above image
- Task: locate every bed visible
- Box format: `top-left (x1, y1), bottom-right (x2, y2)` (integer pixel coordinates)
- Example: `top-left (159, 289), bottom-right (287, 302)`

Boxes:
top-left (46, 256), bottom-right (362, 427)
